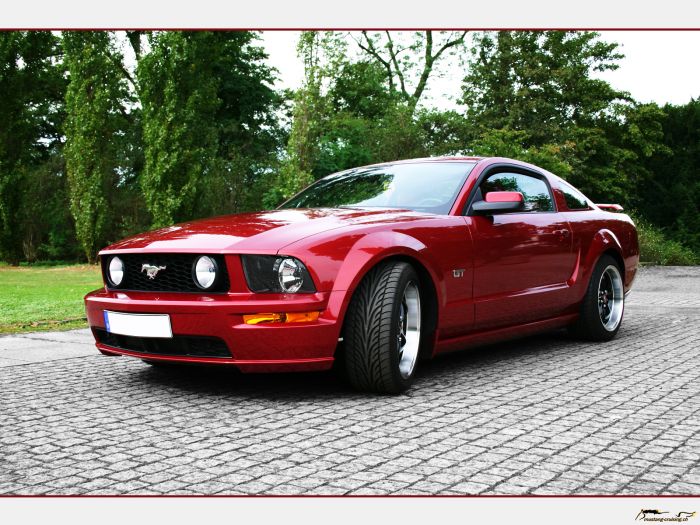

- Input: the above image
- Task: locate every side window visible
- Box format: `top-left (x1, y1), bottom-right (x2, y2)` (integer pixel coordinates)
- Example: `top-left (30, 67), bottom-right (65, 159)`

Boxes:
top-left (480, 172), bottom-right (554, 212)
top-left (559, 181), bottom-right (591, 210)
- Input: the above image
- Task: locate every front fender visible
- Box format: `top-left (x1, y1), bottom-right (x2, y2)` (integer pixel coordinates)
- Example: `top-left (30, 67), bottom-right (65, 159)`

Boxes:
top-left (323, 231), bottom-right (444, 327)
top-left (332, 231), bottom-right (442, 292)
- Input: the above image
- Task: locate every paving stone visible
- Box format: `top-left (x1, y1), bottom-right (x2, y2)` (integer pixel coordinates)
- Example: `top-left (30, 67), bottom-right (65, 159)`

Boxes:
top-left (0, 266), bottom-right (699, 495)
top-left (450, 481), bottom-right (492, 494)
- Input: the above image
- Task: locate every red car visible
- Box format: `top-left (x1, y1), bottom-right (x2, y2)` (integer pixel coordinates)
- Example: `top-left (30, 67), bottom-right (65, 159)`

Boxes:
top-left (85, 157), bottom-right (639, 393)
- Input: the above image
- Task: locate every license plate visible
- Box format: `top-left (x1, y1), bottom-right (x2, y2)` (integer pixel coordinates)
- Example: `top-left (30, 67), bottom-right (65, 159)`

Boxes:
top-left (103, 311), bottom-right (172, 338)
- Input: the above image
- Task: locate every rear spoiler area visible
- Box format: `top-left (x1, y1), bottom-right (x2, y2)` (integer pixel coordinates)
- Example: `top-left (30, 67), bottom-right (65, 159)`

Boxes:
top-left (596, 203), bottom-right (624, 212)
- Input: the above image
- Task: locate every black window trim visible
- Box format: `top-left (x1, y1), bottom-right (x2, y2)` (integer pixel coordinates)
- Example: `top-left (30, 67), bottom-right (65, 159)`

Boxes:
top-left (463, 163), bottom-right (558, 216)
top-left (557, 179), bottom-right (593, 211)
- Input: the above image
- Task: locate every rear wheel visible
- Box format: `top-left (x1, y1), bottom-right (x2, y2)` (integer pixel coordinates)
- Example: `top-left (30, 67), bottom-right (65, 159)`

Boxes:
top-left (569, 254), bottom-right (625, 341)
top-left (343, 261), bottom-right (424, 394)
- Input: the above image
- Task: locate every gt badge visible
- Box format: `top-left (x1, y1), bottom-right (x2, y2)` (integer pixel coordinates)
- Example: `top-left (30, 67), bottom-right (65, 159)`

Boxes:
top-left (453, 269), bottom-right (465, 278)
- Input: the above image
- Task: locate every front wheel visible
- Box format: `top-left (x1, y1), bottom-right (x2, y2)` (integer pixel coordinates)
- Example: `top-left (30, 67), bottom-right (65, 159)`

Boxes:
top-left (569, 254), bottom-right (625, 341)
top-left (343, 261), bottom-right (424, 394)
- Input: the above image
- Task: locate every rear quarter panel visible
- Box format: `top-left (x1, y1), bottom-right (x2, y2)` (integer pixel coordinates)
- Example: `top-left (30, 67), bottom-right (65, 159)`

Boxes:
top-left (561, 208), bottom-right (639, 299)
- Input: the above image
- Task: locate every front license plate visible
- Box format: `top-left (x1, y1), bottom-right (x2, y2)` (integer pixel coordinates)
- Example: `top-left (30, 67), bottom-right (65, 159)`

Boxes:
top-left (103, 311), bottom-right (173, 338)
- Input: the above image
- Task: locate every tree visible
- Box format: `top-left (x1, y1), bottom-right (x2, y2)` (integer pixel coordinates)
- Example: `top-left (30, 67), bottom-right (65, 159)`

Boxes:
top-left (565, 102), bottom-right (668, 204)
top-left (637, 99), bottom-right (700, 251)
top-left (316, 58), bottom-right (405, 175)
top-left (466, 128), bottom-right (575, 179)
top-left (264, 31), bottom-right (470, 209)
top-left (3, 29), bottom-right (695, 264)
top-left (462, 31), bottom-right (627, 146)
top-left (19, 154), bottom-right (78, 262)
top-left (353, 31), bottom-right (467, 113)
top-left (263, 32), bottom-right (335, 206)
top-left (137, 32), bottom-right (220, 227)
top-left (459, 31), bottom-right (670, 206)
top-left (212, 32), bottom-right (283, 213)
top-left (63, 31), bottom-right (130, 262)
top-left (0, 31), bottom-right (65, 264)
top-left (138, 31), bottom-right (281, 226)
top-left (414, 109), bottom-right (474, 157)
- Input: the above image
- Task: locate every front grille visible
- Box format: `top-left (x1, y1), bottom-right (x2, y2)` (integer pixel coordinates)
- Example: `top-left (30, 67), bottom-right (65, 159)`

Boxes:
top-left (102, 253), bottom-right (230, 293)
top-left (94, 328), bottom-right (231, 358)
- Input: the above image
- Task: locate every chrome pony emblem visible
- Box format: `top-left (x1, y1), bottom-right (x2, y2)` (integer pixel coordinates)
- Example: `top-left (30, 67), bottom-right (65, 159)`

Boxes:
top-left (141, 264), bottom-right (166, 279)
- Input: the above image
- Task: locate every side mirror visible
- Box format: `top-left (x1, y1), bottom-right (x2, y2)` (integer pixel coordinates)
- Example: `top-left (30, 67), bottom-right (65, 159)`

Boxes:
top-left (472, 191), bottom-right (525, 215)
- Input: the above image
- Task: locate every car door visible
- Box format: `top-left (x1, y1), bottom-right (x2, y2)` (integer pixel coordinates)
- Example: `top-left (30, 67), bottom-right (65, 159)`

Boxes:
top-left (465, 168), bottom-right (577, 330)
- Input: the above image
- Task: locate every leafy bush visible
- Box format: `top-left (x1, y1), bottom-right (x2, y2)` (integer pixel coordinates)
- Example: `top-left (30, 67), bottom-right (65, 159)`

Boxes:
top-left (632, 213), bottom-right (699, 265)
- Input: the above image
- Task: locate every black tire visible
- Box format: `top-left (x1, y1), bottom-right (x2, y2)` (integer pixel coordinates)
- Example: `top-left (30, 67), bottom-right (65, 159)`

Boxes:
top-left (343, 261), bottom-right (425, 394)
top-left (569, 254), bottom-right (625, 341)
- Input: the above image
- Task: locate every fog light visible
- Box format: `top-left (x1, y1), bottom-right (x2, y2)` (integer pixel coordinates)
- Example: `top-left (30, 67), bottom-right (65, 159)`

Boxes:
top-left (108, 256), bottom-right (125, 287)
top-left (243, 311), bottom-right (320, 325)
top-left (193, 255), bottom-right (217, 289)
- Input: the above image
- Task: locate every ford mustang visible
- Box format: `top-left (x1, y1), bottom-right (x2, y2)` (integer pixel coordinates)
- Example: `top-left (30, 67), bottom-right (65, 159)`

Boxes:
top-left (85, 157), bottom-right (639, 393)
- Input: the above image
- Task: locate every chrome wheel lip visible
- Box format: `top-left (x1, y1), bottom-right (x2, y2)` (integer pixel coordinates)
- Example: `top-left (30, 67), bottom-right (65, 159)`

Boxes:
top-left (598, 265), bottom-right (624, 331)
top-left (398, 281), bottom-right (421, 379)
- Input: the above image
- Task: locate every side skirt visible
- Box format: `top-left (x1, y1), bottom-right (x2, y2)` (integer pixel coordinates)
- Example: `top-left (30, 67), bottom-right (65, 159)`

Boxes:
top-left (434, 313), bottom-right (578, 355)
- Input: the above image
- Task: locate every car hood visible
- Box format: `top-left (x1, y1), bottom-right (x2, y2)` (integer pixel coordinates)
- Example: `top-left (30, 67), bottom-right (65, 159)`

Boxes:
top-left (101, 208), bottom-right (435, 254)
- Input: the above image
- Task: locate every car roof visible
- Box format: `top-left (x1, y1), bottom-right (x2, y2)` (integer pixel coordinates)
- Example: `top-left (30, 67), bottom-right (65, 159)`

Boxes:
top-left (344, 156), bottom-right (485, 172)
top-left (328, 156), bottom-right (557, 178)
top-left (368, 156), bottom-right (484, 166)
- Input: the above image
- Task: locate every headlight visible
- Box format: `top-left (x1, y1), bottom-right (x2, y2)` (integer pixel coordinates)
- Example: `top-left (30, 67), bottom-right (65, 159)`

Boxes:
top-left (241, 255), bottom-right (316, 293)
top-left (107, 256), bottom-right (125, 286)
top-left (193, 255), bottom-right (218, 289)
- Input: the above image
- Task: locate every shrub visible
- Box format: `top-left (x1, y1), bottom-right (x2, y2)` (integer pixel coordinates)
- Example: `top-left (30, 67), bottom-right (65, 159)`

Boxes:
top-left (631, 213), bottom-right (699, 265)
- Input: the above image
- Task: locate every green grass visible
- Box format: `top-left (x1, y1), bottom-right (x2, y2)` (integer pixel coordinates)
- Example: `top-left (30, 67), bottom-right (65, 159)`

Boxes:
top-left (0, 264), bottom-right (102, 334)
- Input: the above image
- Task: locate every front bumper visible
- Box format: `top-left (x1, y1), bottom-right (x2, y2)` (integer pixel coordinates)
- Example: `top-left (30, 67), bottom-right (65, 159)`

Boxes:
top-left (84, 289), bottom-right (344, 372)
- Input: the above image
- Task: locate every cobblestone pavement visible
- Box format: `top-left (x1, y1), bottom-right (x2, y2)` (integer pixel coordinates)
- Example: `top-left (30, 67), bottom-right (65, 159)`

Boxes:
top-left (1, 266), bottom-right (699, 495)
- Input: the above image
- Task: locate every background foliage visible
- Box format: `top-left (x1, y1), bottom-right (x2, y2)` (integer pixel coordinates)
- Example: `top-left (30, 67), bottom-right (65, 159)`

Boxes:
top-left (0, 30), bottom-right (697, 264)
top-left (63, 31), bottom-right (131, 262)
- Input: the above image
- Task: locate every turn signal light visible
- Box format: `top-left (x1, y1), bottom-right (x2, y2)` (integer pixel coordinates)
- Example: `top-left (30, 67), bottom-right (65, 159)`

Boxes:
top-left (243, 311), bottom-right (320, 325)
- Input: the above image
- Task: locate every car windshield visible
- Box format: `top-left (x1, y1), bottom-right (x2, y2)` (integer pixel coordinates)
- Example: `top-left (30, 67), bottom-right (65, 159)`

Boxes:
top-left (280, 162), bottom-right (475, 215)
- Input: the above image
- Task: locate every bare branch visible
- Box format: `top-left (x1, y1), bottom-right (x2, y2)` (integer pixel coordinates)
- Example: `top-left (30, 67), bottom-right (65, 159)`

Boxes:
top-left (411, 30), bottom-right (468, 106)
top-left (385, 31), bottom-right (408, 100)
top-left (410, 31), bottom-right (434, 106)
top-left (432, 30), bottom-right (468, 62)
top-left (125, 30), bottom-right (143, 61)
top-left (354, 30), bottom-right (469, 112)
top-left (355, 32), bottom-right (390, 69)
top-left (354, 31), bottom-right (395, 94)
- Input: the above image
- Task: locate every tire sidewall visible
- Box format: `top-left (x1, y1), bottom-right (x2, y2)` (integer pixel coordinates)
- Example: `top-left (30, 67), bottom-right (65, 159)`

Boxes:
top-left (387, 264), bottom-right (421, 391)
top-left (585, 255), bottom-right (625, 340)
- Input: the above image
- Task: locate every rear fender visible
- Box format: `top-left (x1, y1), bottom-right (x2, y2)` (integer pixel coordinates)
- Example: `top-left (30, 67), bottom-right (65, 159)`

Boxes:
top-left (576, 229), bottom-right (624, 299)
